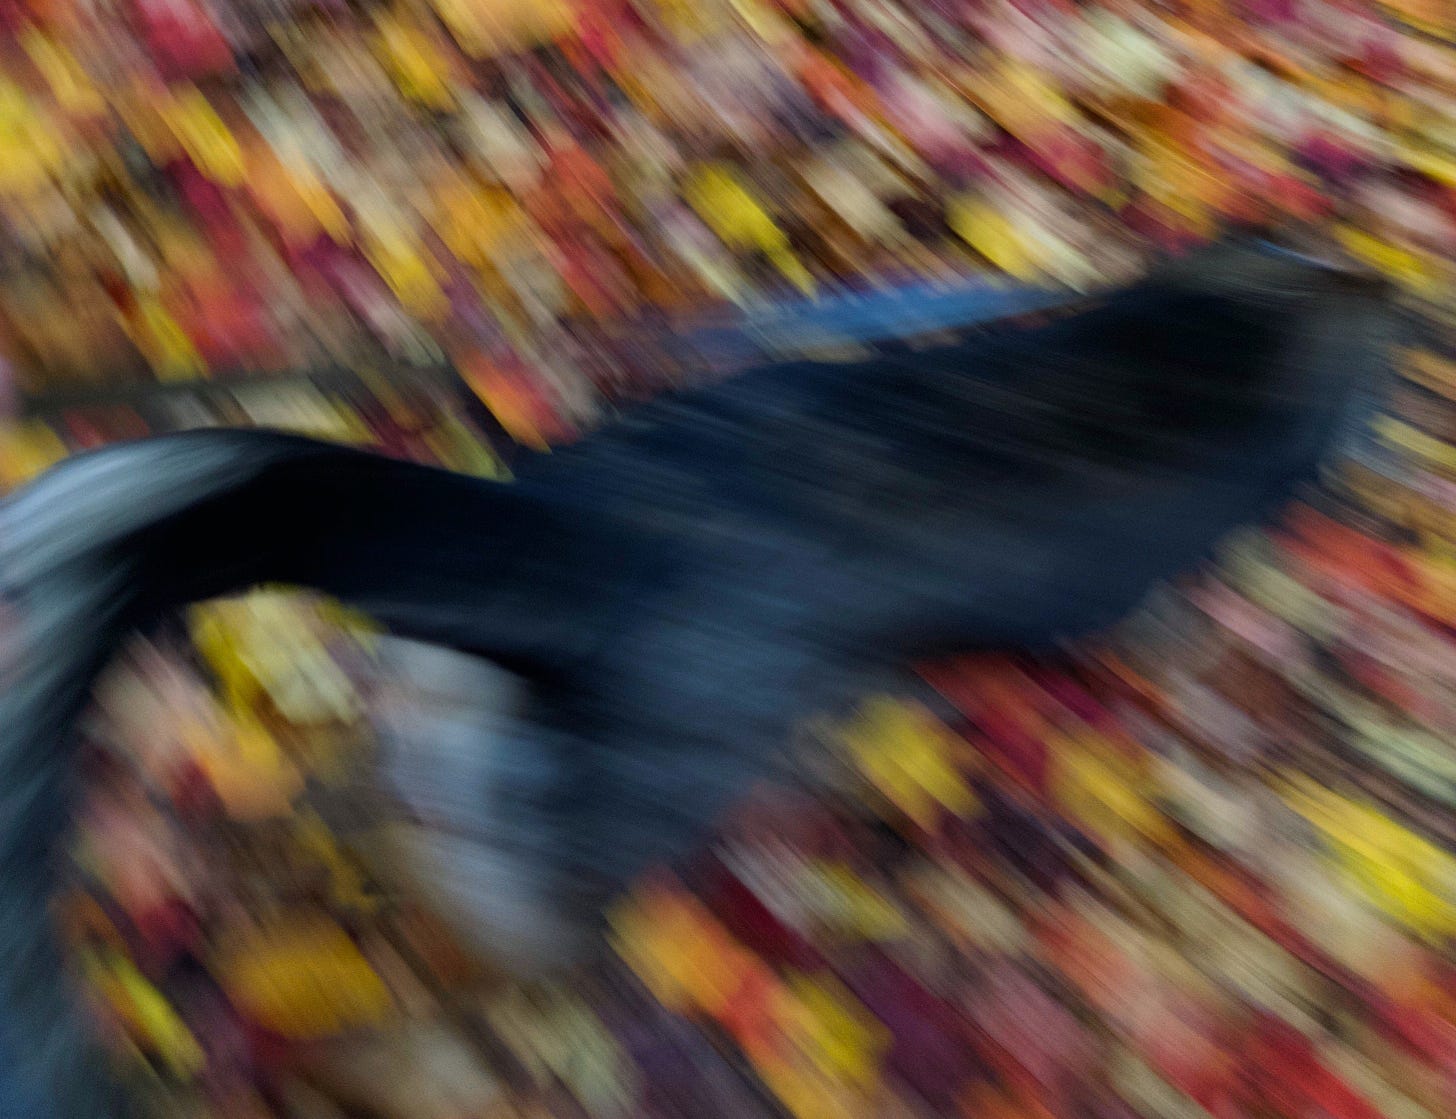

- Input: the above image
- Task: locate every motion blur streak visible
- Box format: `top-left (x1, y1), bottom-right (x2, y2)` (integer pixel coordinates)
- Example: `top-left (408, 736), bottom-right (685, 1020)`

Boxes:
top-left (0, 239), bottom-right (1392, 1116)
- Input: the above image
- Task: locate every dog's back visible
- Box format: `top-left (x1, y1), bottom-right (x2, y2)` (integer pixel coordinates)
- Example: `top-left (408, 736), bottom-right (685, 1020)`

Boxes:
top-left (516, 240), bottom-right (1393, 653)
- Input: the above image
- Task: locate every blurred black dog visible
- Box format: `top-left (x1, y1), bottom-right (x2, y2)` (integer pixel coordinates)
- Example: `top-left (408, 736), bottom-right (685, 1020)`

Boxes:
top-left (0, 239), bottom-right (1393, 1117)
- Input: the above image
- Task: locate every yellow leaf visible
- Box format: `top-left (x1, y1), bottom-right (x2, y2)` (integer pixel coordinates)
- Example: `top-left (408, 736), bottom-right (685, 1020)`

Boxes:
top-left (1338, 226), bottom-right (1440, 296)
top-left (1052, 734), bottom-right (1169, 847)
top-left (947, 198), bottom-right (1038, 281)
top-left (786, 973), bottom-right (887, 1086)
top-left (362, 230), bottom-right (449, 320)
top-left (21, 30), bottom-right (106, 117)
top-left (166, 87), bottom-right (247, 188)
top-left (129, 295), bottom-right (207, 381)
top-left (843, 700), bottom-right (977, 827)
top-left (814, 864), bottom-right (909, 941)
top-left (431, 0), bottom-right (577, 58)
top-left (373, 14), bottom-right (457, 109)
top-left (191, 715), bottom-right (304, 821)
top-left (1279, 774), bottom-right (1456, 940)
top-left (683, 165), bottom-right (797, 262)
top-left (0, 421), bottom-right (69, 488)
top-left (213, 916), bottom-right (393, 1038)
top-left (84, 951), bottom-right (205, 1079)
top-left (0, 81), bottom-right (67, 197)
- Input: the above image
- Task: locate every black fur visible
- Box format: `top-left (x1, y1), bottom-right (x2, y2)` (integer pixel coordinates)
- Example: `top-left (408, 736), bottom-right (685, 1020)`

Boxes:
top-left (0, 239), bottom-right (1395, 1116)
